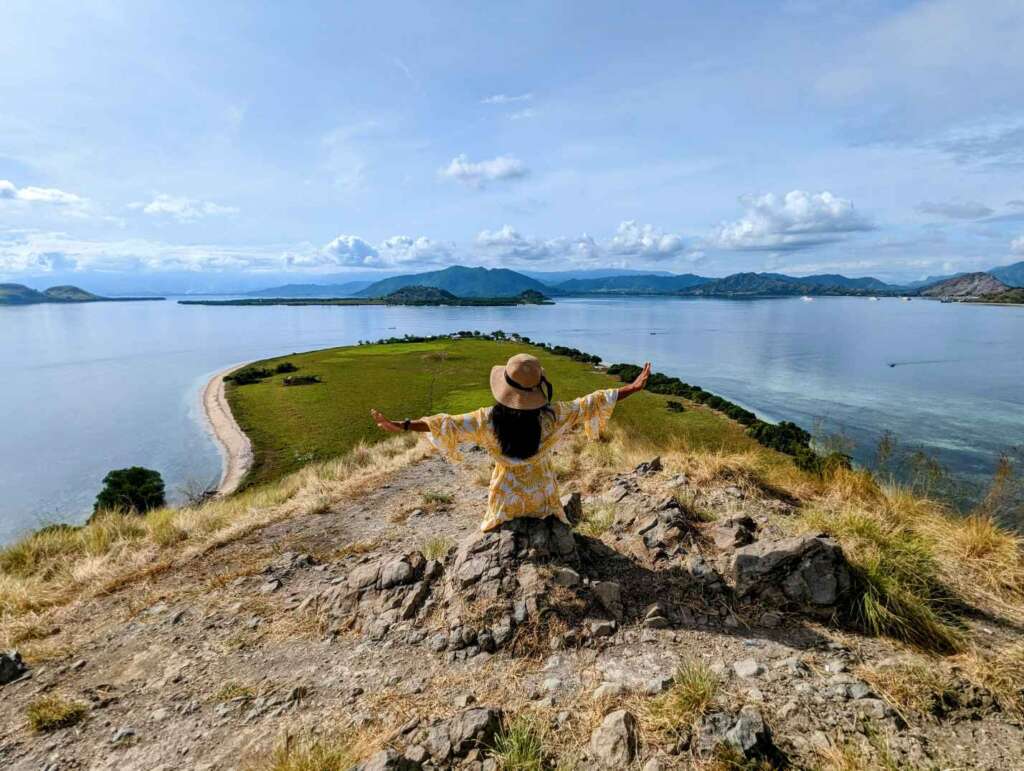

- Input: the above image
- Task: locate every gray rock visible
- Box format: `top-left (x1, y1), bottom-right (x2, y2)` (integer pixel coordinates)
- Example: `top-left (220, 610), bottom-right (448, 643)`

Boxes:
top-left (592, 682), bottom-right (627, 700)
top-left (643, 616), bottom-right (670, 629)
top-left (447, 707), bottom-right (503, 756)
top-left (590, 619), bottom-right (617, 638)
top-left (356, 749), bottom-right (421, 770)
top-left (733, 658), bottom-right (764, 678)
top-left (855, 698), bottom-right (891, 720)
top-left (642, 759), bottom-right (664, 771)
top-left (592, 581), bottom-right (624, 621)
top-left (634, 457), bottom-right (662, 475)
top-left (0, 650), bottom-right (28, 685)
top-left (697, 712), bottom-right (733, 755)
top-left (381, 558), bottom-right (414, 589)
top-left (110, 726), bottom-right (136, 745)
top-left (399, 581), bottom-right (431, 620)
top-left (349, 563), bottom-right (381, 590)
top-left (731, 535), bottom-right (852, 610)
top-left (710, 515), bottom-right (756, 550)
top-left (552, 567), bottom-right (581, 587)
top-left (724, 706), bottom-right (768, 756)
top-left (590, 709), bottom-right (639, 768)
top-left (606, 485), bottom-right (630, 503)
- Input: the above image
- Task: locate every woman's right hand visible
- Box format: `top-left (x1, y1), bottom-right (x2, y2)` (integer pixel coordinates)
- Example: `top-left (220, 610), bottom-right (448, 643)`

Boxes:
top-left (370, 409), bottom-right (402, 433)
top-left (631, 362), bottom-right (651, 391)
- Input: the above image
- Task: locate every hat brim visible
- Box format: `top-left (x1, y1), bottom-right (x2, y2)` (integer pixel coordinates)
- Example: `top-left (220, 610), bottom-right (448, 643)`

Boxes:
top-left (490, 365), bottom-right (549, 410)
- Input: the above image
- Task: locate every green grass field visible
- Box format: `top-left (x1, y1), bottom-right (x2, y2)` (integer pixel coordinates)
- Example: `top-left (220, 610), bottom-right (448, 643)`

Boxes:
top-left (226, 338), bottom-right (767, 487)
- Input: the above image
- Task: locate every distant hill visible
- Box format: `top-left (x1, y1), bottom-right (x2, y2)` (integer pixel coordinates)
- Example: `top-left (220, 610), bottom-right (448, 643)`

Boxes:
top-left (0, 283), bottom-right (161, 305)
top-left (920, 272), bottom-right (1009, 299)
top-left (991, 261), bottom-right (1024, 287)
top-left (246, 281), bottom-right (371, 298)
top-left (681, 272), bottom-right (895, 297)
top-left (522, 268), bottom-right (676, 283)
top-left (555, 274), bottom-right (710, 294)
top-left (358, 266), bottom-right (549, 298)
top-left (382, 286), bottom-right (459, 303)
top-left (974, 287), bottom-right (1024, 304)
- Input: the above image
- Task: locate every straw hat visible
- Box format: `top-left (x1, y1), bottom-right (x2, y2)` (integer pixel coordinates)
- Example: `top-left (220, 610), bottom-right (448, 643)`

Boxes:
top-left (490, 353), bottom-right (552, 410)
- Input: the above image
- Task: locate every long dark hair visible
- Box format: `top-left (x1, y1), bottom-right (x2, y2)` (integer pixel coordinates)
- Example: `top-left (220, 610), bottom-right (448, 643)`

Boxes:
top-left (491, 403), bottom-right (553, 460)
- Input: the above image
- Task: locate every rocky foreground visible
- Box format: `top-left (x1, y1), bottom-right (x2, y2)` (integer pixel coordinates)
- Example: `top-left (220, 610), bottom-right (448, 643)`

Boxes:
top-left (1, 450), bottom-right (1021, 769)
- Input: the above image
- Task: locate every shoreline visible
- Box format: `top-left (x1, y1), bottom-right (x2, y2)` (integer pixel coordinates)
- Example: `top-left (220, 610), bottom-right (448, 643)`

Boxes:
top-left (201, 364), bottom-right (254, 496)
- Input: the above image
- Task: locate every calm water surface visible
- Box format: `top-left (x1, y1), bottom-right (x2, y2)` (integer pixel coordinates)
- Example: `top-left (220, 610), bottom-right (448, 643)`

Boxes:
top-left (2, 296), bottom-right (1022, 542)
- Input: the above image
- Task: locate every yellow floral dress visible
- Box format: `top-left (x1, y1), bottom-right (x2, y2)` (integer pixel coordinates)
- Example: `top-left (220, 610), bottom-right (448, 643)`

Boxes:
top-left (423, 389), bottom-right (618, 531)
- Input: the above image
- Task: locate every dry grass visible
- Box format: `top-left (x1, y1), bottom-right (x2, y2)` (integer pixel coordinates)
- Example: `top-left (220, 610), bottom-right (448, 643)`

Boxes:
top-left (643, 659), bottom-right (721, 741)
top-left (25, 694), bottom-right (88, 732)
top-left (422, 536), bottom-right (453, 561)
top-left (955, 644), bottom-right (1024, 720)
top-left (856, 659), bottom-right (958, 721)
top-left (0, 436), bottom-right (426, 626)
top-left (243, 727), bottom-right (380, 771)
top-left (575, 501), bottom-right (616, 538)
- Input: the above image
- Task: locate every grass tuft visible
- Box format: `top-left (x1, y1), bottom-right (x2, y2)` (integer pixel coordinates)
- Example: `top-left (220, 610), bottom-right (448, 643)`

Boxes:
top-left (422, 536), bottom-right (453, 561)
top-left (644, 659), bottom-right (719, 739)
top-left (244, 729), bottom-right (371, 771)
top-left (490, 714), bottom-right (548, 771)
top-left (25, 694), bottom-right (88, 732)
top-left (575, 502), bottom-right (615, 538)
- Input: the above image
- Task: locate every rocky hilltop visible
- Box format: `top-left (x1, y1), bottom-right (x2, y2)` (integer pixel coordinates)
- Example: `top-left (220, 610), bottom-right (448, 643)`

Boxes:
top-left (920, 272), bottom-right (1009, 299)
top-left (1, 441), bottom-right (1022, 770)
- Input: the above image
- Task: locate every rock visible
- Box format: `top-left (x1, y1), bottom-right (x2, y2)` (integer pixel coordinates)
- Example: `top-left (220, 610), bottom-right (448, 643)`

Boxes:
top-left (643, 616), bottom-right (670, 629)
top-left (697, 712), bottom-right (733, 755)
top-left (634, 457), bottom-right (663, 475)
top-left (724, 706), bottom-right (769, 756)
top-left (710, 515), bottom-right (756, 550)
top-left (356, 749), bottom-right (421, 770)
top-left (0, 650), bottom-right (28, 685)
top-left (447, 707), bottom-right (503, 757)
top-left (381, 558), bottom-right (414, 589)
top-left (824, 658), bottom-right (848, 674)
top-left (592, 682), bottom-right (627, 700)
top-left (731, 535), bottom-right (852, 611)
top-left (590, 709), bottom-right (639, 768)
top-left (552, 567), bottom-right (581, 587)
top-left (399, 581), bottom-right (431, 620)
top-left (110, 726), bottom-right (136, 746)
top-left (733, 658), bottom-right (764, 678)
top-left (561, 492), bottom-right (583, 525)
top-left (590, 619), bottom-right (617, 638)
top-left (592, 581), bottom-right (624, 621)
top-left (606, 485), bottom-right (630, 503)
top-left (349, 563), bottom-right (381, 590)
top-left (642, 759), bottom-right (664, 771)
top-left (645, 675), bottom-right (674, 695)
top-left (855, 698), bottom-right (891, 720)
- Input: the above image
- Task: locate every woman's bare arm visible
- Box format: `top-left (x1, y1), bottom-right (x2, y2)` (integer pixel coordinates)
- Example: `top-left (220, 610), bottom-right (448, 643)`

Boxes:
top-left (370, 409), bottom-right (429, 433)
top-left (616, 362), bottom-right (651, 400)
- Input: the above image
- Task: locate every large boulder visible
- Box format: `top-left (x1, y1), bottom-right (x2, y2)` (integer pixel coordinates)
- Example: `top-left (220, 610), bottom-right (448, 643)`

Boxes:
top-left (730, 534), bottom-right (852, 613)
top-left (590, 709), bottom-right (639, 768)
top-left (412, 707), bottom-right (503, 765)
top-left (0, 650), bottom-right (27, 685)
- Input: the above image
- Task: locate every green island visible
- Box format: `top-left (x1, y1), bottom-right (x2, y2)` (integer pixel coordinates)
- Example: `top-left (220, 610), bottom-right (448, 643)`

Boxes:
top-left (179, 285), bottom-right (552, 308)
top-left (0, 283), bottom-right (163, 305)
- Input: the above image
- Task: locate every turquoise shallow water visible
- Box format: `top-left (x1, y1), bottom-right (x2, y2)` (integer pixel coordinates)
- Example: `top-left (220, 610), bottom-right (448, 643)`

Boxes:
top-left (1, 295), bottom-right (1022, 542)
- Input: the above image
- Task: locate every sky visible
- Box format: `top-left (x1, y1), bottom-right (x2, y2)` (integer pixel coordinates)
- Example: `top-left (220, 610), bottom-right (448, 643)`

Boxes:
top-left (2, 0), bottom-right (1024, 290)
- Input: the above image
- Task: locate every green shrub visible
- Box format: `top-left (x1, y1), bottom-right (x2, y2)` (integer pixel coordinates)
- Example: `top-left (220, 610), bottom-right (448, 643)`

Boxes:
top-left (93, 466), bottom-right (165, 516)
top-left (274, 362), bottom-right (298, 374)
top-left (666, 400), bottom-right (686, 413)
top-left (282, 375), bottom-right (321, 386)
top-left (227, 366), bottom-right (273, 385)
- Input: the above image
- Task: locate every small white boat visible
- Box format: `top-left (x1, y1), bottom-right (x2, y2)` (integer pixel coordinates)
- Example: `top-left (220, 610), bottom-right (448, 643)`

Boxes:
top-left (901, 296), bottom-right (912, 302)
top-left (801, 296), bottom-right (814, 302)
top-left (869, 297), bottom-right (880, 301)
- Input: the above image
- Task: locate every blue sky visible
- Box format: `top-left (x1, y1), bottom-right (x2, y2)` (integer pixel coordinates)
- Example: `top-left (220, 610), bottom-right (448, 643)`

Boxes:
top-left (2, 0), bottom-right (1023, 288)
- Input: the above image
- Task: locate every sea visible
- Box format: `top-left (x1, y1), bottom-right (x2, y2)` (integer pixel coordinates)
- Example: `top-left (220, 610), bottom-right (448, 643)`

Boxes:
top-left (1, 295), bottom-right (1022, 542)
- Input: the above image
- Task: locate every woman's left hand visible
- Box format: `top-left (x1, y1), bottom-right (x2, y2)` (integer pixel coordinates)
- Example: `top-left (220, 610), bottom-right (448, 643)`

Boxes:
top-left (370, 409), bottom-right (402, 433)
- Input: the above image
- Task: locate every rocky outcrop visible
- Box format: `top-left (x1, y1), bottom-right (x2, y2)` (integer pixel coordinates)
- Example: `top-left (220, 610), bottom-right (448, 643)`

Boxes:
top-left (397, 706), bottom-right (503, 768)
top-left (590, 709), bottom-right (639, 768)
top-left (921, 272), bottom-right (1008, 299)
top-left (698, 705), bottom-right (778, 761)
top-left (0, 650), bottom-right (27, 685)
top-left (731, 534), bottom-right (852, 615)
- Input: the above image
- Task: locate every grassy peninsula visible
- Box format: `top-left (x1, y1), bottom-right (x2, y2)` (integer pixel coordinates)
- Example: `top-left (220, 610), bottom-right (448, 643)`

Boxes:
top-left (0, 283), bottom-right (162, 305)
top-left (2, 337), bottom-right (1023, 769)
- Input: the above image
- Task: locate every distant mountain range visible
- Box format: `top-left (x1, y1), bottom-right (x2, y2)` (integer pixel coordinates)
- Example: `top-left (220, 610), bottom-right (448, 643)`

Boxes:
top-left (245, 281), bottom-right (372, 298)
top-left (0, 284), bottom-right (162, 305)
top-left (232, 258), bottom-right (1024, 302)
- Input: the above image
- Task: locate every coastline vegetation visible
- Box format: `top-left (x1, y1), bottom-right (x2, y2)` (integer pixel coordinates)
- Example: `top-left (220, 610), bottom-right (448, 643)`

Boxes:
top-left (1, 336), bottom-right (1022, 687)
top-left (178, 286), bottom-right (552, 308)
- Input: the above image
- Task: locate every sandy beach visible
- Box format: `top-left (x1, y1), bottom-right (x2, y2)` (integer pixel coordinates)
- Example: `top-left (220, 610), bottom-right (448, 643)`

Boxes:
top-left (201, 364), bottom-right (254, 495)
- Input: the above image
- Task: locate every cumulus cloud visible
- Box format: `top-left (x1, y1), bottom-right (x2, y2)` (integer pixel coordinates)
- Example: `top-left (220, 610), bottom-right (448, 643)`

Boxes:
top-left (0, 179), bottom-right (84, 206)
top-left (607, 221), bottom-right (686, 260)
top-left (1012, 236), bottom-right (1024, 255)
top-left (129, 194), bottom-right (239, 222)
top-left (481, 93), bottom-right (532, 105)
top-left (440, 154), bottom-right (528, 188)
top-left (378, 235), bottom-right (454, 265)
top-left (707, 190), bottom-right (873, 252)
top-left (916, 200), bottom-right (994, 219)
top-left (475, 222), bottom-right (686, 265)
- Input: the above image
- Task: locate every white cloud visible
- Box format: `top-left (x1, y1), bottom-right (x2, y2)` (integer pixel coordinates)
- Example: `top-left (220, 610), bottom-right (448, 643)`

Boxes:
top-left (475, 222), bottom-right (685, 265)
top-left (481, 93), bottom-right (533, 105)
top-left (707, 190), bottom-right (873, 252)
top-left (509, 108), bottom-right (537, 121)
top-left (378, 235), bottom-right (453, 265)
top-left (607, 221), bottom-right (685, 260)
top-left (0, 179), bottom-right (84, 206)
top-left (916, 200), bottom-right (994, 219)
top-left (1012, 236), bottom-right (1024, 255)
top-left (440, 154), bottom-right (528, 188)
top-left (129, 194), bottom-right (239, 222)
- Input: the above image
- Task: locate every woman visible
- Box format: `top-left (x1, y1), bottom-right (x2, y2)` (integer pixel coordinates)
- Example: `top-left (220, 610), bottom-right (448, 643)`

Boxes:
top-left (371, 354), bottom-right (651, 532)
